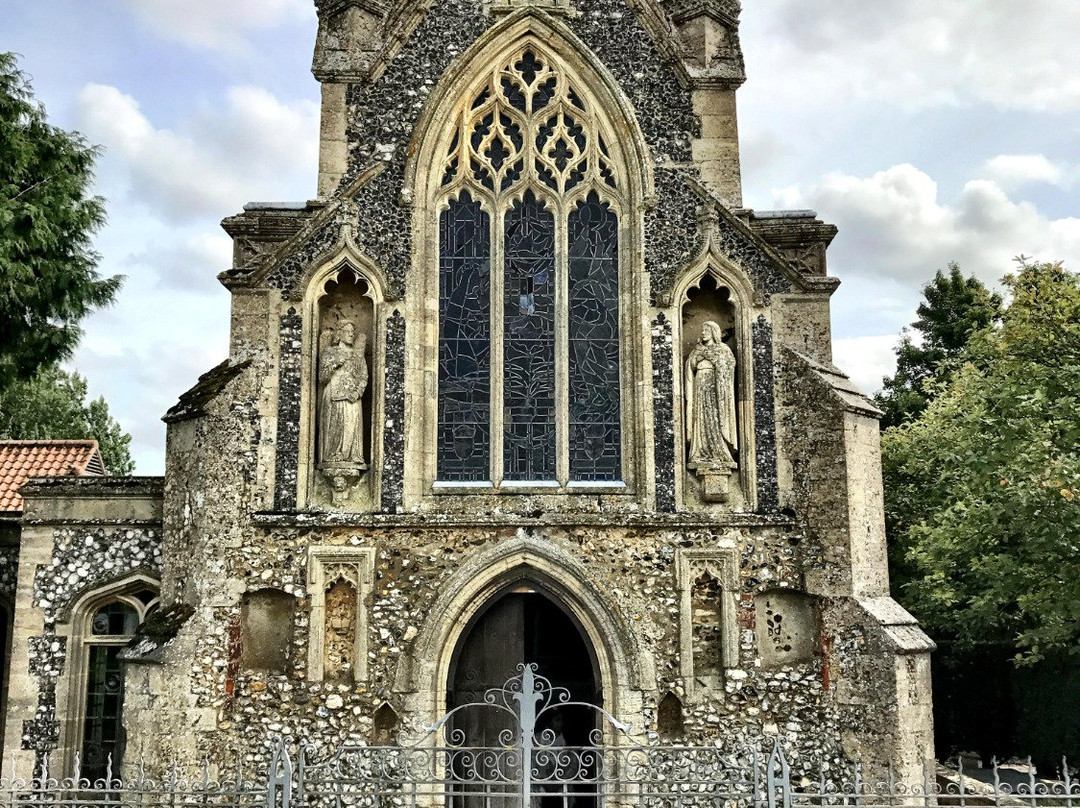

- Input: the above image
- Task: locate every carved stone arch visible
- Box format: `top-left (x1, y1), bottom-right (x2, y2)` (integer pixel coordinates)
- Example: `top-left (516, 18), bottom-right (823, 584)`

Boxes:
top-left (671, 244), bottom-right (761, 510)
top-left (395, 534), bottom-right (654, 728)
top-left (57, 570), bottom-right (161, 625)
top-left (404, 10), bottom-right (656, 506)
top-left (299, 234), bottom-right (391, 307)
top-left (298, 245), bottom-right (389, 511)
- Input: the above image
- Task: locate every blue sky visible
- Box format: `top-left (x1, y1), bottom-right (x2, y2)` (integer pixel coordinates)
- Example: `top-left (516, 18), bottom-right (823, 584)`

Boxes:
top-left (5, 0), bottom-right (1080, 473)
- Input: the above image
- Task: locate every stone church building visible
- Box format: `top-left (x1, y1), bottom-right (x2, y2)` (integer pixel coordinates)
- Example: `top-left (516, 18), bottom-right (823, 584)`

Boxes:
top-left (1, 0), bottom-right (935, 787)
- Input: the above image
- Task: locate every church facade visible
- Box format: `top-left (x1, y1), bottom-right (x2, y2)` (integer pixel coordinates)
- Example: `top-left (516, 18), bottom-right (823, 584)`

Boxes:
top-left (1, 0), bottom-right (935, 785)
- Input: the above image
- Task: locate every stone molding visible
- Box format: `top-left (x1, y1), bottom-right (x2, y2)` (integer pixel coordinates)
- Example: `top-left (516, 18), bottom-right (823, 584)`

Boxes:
top-left (395, 531), bottom-right (655, 719)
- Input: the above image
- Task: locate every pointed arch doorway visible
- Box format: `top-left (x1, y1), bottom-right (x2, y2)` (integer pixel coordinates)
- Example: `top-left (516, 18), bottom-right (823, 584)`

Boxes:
top-left (448, 583), bottom-right (603, 749)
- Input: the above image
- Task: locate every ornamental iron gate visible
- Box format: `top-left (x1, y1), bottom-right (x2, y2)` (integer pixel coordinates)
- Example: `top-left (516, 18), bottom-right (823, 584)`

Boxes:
top-left (3, 667), bottom-right (1079, 808)
top-left (290, 664), bottom-right (632, 808)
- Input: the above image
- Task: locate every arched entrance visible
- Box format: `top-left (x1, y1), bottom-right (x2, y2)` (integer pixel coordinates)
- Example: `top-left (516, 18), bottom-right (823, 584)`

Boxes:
top-left (448, 583), bottom-right (602, 747)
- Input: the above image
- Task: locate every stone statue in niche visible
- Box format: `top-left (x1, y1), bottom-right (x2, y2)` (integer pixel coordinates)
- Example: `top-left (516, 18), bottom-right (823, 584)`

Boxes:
top-left (318, 320), bottom-right (368, 505)
top-left (685, 320), bottom-right (738, 502)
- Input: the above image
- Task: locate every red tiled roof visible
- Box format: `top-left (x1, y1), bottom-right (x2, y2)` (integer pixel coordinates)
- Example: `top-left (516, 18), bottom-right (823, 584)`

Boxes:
top-left (0, 440), bottom-right (106, 513)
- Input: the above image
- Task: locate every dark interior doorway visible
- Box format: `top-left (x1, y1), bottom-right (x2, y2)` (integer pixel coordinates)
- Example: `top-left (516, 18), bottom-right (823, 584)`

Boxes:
top-left (448, 587), bottom-right (602, 745)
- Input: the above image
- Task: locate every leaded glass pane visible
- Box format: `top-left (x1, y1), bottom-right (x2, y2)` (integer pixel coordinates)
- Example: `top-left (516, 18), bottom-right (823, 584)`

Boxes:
top-left (503, 191), bottom-right (556, 481)
top-left (82, 645), bottom-right (125, 784)
top-left (438, 193), bottom-right (492, 481)
top-left (568, 192), bottom-right (621, 481)
top-left (90, 601), bottom-right (139, 636)
top-left (436, 46), bottom-right (626, 488)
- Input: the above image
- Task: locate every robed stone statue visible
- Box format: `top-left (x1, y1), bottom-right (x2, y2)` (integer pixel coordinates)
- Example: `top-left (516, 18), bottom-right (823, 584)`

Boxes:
top-left (318, 320), bottom-right (368, 470)
top-left (685, 321), bottom-right (737, 499)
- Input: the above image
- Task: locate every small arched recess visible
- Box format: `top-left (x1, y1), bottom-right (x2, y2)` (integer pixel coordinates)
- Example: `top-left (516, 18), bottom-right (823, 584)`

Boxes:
top-left (672, 256), bottom-right (760, 511)
top-left (404, 13), bottom-right (654, 510)
top-left (298, 250), bottom-right (388, 511)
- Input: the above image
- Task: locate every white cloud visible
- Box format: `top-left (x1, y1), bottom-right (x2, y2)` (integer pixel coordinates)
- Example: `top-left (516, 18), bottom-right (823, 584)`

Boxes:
top-left (779, 163), bottom-right (1080, 290)
top-left (73, 278), bottom-right (231, 474)
top-left (753, 1), bottom-right (1080, 112)
top-left (121, 0), bottom-right (314, 54)
top-left (832, 335), bottom-right (899, 397)
top-left (75, 83), bottom-right (318, 222)
top-left (982, 154), bottom-right (1068, 190)
top-left (141, 233), bottom-right (235, 293)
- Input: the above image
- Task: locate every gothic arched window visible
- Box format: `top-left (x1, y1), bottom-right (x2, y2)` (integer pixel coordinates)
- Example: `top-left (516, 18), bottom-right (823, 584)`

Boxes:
top-left (76, 589), bottom-right (158, 783)
top-left (436, 46), bottom-right (623, 488)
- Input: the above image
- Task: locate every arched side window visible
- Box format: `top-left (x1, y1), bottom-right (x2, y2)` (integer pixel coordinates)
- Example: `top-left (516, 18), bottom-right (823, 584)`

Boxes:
top-left (435, 45), bottom-right (625, 490)
top-left (75, 589), bottom-right (158, 783)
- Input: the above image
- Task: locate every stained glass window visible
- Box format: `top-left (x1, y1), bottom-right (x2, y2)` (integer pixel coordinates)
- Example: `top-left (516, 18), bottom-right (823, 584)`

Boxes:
top-left (438, 193), bottom-right (491, 481)
top-left (81, 598), bottom-right (148, 785)
top-left (568, 193), bottom-right (620, 481)
top-left (435, 47), bottom-right (623, 487)
top-left (504, 192), bottom-right (556, 480)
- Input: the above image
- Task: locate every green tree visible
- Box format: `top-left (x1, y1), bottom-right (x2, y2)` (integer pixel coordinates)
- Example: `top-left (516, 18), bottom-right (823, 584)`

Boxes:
top-left (884, 260), bottom-right (1080, 662)
top-left (0, 364), bottom-right (134, 474)
top-left (875, 263), bottom-right (1002, 429)
top-left (0, 52), bottom-right (121, 392)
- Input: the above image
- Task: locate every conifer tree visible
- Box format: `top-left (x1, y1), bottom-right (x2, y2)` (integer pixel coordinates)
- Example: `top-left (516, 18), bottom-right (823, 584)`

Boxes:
top-left (0, 52), bottom-right (121, 392)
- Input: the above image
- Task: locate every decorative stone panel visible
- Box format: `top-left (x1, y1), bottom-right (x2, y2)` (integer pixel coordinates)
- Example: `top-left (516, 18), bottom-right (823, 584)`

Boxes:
top-left (307, 545), bottom-right (376, 682)
top-left (677, 547), bottom-right (738, 698)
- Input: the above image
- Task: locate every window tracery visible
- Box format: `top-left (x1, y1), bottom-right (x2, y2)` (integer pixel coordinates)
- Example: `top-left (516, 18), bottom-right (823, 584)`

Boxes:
top-left (435, 46), bottom-right (624, 488)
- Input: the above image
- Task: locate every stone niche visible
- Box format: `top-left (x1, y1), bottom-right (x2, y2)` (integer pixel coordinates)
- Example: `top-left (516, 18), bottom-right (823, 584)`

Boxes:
top-left (311, 269), bottom-right (376, 510)
top-left (680, 274), bottom-right (746, 509)
top-left (240, 588), bottom-right (295, 673)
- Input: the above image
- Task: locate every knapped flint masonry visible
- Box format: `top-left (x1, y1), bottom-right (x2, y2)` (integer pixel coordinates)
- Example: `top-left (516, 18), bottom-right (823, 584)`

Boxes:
top-left (0, 0), bottom-right (935, 786)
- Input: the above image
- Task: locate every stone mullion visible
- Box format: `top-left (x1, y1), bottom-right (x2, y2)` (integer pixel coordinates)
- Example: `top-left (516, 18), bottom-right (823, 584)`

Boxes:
top-left (554, 207), bottom-right (570, 487)
top-left (490, 203), bottom-right (506, 487)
